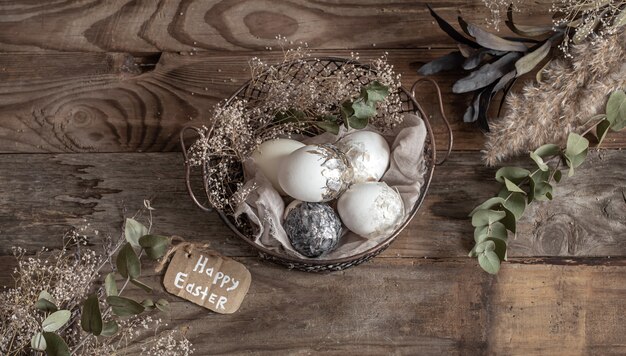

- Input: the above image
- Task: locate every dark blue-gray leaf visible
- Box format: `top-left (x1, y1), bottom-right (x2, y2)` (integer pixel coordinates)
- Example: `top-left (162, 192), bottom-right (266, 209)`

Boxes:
top-left (506, 4), bottom-right (553, 37)
top-left (453, 52), bottom-right (521, 94)
top-left (427, 5), bottom-right (479, 48)
top-left (418, 51), bottom-right (464, 75)
top-left (463, 49), bottom-right (505, 70)
top-left (467, 23), bottom-right (528, 52)
top-left (42, 332), bottom-right (70, 356)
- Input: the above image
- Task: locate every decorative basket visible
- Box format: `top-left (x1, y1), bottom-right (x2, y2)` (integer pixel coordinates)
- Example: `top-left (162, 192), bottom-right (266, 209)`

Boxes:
top-left (180, 57), bottom-right (452, 272)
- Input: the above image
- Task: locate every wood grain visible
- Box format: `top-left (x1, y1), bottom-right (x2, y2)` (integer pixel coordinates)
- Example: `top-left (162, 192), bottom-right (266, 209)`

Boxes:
top-left (0, 0), bottom-right (554, 52)
top-left (2, 50), bottom-right (626, 153)
top-left (1, 256), bottom-right (624, 355)
top-left (0, 151), bottom-right (623, 260)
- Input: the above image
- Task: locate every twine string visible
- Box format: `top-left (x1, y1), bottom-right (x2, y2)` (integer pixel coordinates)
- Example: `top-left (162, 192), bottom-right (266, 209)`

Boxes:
top-left (155, 235), bottom-right (211, 272)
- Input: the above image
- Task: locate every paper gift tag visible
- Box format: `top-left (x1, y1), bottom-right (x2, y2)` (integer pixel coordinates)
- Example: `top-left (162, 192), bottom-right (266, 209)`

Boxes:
top-left (163, 248), bottom-right (251, 314)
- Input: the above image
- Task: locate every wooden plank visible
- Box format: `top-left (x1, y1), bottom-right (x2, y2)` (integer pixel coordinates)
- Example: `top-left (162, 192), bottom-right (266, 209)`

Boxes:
top-left (2, 50), bottom-right (625, 153)
top-left (0, 151), bottom-right (623, 260)
top-left (1, 256), bottom-right (624, 355)
top-left (0, 1), bottom-right (554, 52)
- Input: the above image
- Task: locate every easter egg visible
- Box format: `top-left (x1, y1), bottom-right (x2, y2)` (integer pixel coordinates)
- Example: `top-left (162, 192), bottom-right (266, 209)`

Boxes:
top-left (284, 201), bottom-right (342, 258)
top-left (278, 144), bottom-right (353, 202)
top-left (337, 182), bottom-right (404, 239)
top-left (251, 139), bottom-right (305, 195)
top-left (337, 131), bottom-right (390, 183)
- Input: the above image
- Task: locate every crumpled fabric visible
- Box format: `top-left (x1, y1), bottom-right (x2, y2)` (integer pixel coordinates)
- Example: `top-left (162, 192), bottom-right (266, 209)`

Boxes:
top-left (233, 113), bottom-right (428, 260)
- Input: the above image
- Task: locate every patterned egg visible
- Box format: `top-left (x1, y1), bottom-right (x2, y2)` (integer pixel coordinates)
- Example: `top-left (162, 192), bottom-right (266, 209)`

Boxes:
top-left (284, 201), bottom-right (342, 258)
top-left (337, 131), bottom-right (390, 183)
top-left (337, 182), bottom-right (404, 239)
top-left (278, 144), bottom-right (353, 202)
top-left (251, 139), bottom-right (305, 195)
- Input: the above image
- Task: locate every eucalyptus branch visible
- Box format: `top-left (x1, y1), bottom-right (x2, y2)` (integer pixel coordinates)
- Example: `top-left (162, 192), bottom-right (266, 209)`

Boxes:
top-left (469, 89), bottom-right (626, 274)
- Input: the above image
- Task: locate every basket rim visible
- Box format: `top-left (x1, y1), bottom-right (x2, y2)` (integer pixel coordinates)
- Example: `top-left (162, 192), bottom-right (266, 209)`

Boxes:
top-left (207, 56), bottom-right (438, 266)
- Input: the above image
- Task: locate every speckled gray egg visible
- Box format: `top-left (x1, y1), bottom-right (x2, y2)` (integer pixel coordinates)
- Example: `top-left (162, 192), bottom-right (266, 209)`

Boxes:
top-left (284, 201), bottom-right (342, 258)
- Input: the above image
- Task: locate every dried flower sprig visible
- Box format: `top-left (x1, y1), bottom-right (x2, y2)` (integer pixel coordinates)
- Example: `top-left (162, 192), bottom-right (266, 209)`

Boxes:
top-left (186, 37), bottom-right (404, 213)
top-left (0, 204), bottom-right (194, 355)
top-left (469, 89), bottom-right (626, 274)
top-left (419, 2), bottom-right (626, 131)
top-left (483, 29), bottom-right (626, 165)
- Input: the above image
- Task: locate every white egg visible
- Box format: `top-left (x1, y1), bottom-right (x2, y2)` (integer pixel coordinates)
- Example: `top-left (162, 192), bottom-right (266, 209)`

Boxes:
top-left (337, 130), bottom-right (390, 183)
top-left (337, 182), bottom-right (404, 239)
top-left (278, 144), bottom-right (353, 202)
top-left (251, 139), bottom-right (305, 195)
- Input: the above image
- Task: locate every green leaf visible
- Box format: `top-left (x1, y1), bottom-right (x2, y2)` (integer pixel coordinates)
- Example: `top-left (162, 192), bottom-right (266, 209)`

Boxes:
top-left (101, 321), bottom-right (119, 337)
top-left (363, 81), bottom-right (389, 104)
top-left (116, 243), bottom-right (140, 279)
top-left (565, 149), bottom-right (587, 177)
top-left (42, 310), bottom-right (71, 332)
top-left (42, 332), bottom-right (70, 356)
top-left (487, 222), bottom-right (508, 240)
top-left (315, 121), bottom-right (340, 135)
top-left (105, 273), bottom-right (118, 297)
top-left (530, 152), bottom-right (549, 171)
top-left (31, 332), bottom-right (47, 351)
top-left (471, 209), bottom-right (506, 227)
top-left (81, 294), bottom-right (103, 336)
top-left (141, 299), bottom-right (155, 310)
top-left (347, 116), bottom-right (369, 129)
top-left (351, 99), bottom-right (377, 120)
top-left (515, 40), bottom-right (551, 77)
top-left (504, 177), bottom-right (526, 194)
top-left (125, 218), bottom-right (148, 247)
top-left (500, 206), bottom-right (517, 233)
top-left (469, 197), bottom-right (505, 216)
top-left (340, 101), bottom-right (355, 121)
top-left (486, 237), bottom-right (507, 261)
top-left (534, 143), bottom-right (561, 158)
top-left (495, 167), bottom-right (530, 184)
top-left (565, 133), bottom-right (589, 158)
top-left (553, 169), bottom-right (562, 183)
top-left (35, 299), bottom-right (58, 312)
top-left (475, 240), bottom-right (495, 254)
top-left (596, 118), bottom-right (611, 146)
top-left (131, 278), bottom-right (153, 293)
top-left (474, 225), bottom-right (489, 243)
top-left (155, 299), bottom-right (170, 313)
top-left (606, 90), bottom-right (626, 131)
top-left (530, 172), bottom-right (554, 201)
top-left (478, 250), bottom-right (501, 274)
top-left (106, 296), bottom-right (145, 317)
top-left (38, 290), bottom-right (57, 304)
top-left (139, 234), bottom-right (170, 260)
top-left (503, 192), bottom-right (526, 220)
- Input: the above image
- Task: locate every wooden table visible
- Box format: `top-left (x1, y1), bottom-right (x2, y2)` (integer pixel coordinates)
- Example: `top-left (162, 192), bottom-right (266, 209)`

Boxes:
top-left (1, 1), bottom-right (625, 354)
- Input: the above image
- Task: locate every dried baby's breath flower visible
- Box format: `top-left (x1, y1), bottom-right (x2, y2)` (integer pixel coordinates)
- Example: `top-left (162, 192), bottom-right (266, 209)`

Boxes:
top-left (187, 37), bottom-right (404, 214)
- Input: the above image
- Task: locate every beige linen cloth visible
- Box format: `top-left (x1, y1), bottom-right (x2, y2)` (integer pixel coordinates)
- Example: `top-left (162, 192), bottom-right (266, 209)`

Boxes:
top-left (234, 113), bottom-right (428, 260)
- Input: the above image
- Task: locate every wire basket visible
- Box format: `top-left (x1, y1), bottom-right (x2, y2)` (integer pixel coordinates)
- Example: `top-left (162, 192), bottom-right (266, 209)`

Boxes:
top-left (181, 57), bottom-right (452, 272)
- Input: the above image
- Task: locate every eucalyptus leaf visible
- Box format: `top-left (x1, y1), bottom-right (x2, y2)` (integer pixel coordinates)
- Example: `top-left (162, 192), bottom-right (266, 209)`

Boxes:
top-left (565, 149), bottom-right (588, 177)
top-left (495, 167), bottom-right (530, 184)
top-left (42, 310), bottom-right (71, 332)
top-left (515, 40), bottom-right (551, 77)
top-left (530, 173), bottom-right (554, 201)
top-left (486, 237), bottom-right (508, 261)
top-left (487, 221), bottom-right (508, 241)
top-left (474, 225), bottom-right (489, 243)
top-left (35, 298), bottom-right (58, 312)
top-left (469, 197), bottom-right (505, 216)
top-left (503, 192), bottom-right (526, 220)
top-left (565, 133), bottom-right (589, 158)
top-left (131, 278), bottom-right (153, 293)
top-left (553, 169), bottom-right (562, 183)
top-left (38, 290), bottom-right (57, 304)
top-left (116, 243), bottom-right (140, 279)
top-left (139, 234), bottom-right (170, 260)
top-left (155, 299), bottom-right (170, 313)
top-left (467, 23), bottom-right (528, 52)
top-left (475, 240), bottom-right (495, 254)
top-left (418, 51), bottom-right (465, 75)
top-left (31, 332), bottom-right (47, 351)
top-left (347, 116), bottom-right (369, 129)
top-left (471, 209), bottom-right (506, 227)
top-left (106, 296), bottom-right (145, 317)
top-left (42, 332), bottom-right (70, 356)
top-left (105, 273), bottom-right (118, 297)
top-left (351, 99), bottom-right (377, 120)
top-left (81, 294), bottom-right (103, 336)
top-left (141, 298), bottom-right (155, 310)
top-left (504, 177), bottom-right (526, 194)
top-left (478, 250), bottom-right (501, 274)
top-left (340, 101), bottom-right (355, 122)
top-left (534, 143), bottom-right (560, 158)
top-left (363, 81), bottom-right (389, 103)
top-left (452, 52), bottom-right (521, 93)
top-left (500, 206), bottom-right (517, 233)
top-left (101, 321), bottom-right (119, 337)
top-left (606, 90), bottom-right (626, 131)
top-left (125, 218), bottom-right (148, 247)
top-left (530, 152), bottom-right (549, 171)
